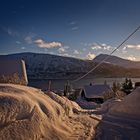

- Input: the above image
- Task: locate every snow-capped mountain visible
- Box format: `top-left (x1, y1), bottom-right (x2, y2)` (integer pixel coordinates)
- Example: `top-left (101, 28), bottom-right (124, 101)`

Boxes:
top-left (93, 54), bottom-right (140, 68)
top-left (0, 52), bottom-right (94, 79)
top-left (1, 52), bottom-right (140, 79)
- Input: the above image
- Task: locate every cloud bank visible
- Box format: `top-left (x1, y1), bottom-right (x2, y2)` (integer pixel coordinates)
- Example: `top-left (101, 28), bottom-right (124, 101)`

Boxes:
top-left (127, 55), bottom-right (136, 61)
top-left (58, 47), bottom-right (66, 53)
top-left (91, 43), bottom-right (112, 50)
top-left (34, 39), bottom-right (62, 48)
top-left (127, 44), bottom-right (140, 50)
top-left (73, 50), bottom-right (80, 55)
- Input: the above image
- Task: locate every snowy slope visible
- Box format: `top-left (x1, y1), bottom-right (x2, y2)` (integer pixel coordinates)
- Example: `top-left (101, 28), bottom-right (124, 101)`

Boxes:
top-left (93, 54), bottom-right (140, 68)
top-left (94, 89), bottom-right (140, 140)
top-left (0, 53), bottom-right (93, 79)
top-left (0, 84), bottom-right (140, 140)
top-left (109, 87), bottom-right (140, 119)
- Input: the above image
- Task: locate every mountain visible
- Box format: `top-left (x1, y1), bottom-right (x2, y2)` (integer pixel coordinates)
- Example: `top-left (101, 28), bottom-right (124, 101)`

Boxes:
top-left (93, 54), bottom-right (140, 68)
top-left (0, 52), bottom-right (94, 79)
top-left (1, 52), bottom-right (140, 79)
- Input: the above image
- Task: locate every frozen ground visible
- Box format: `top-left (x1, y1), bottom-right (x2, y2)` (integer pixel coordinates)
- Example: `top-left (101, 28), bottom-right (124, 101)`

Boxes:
top-left (0, 84), bottom-right (140, 140)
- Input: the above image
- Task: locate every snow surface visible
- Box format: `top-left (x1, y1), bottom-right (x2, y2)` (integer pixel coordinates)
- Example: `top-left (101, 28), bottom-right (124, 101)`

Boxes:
top-left (0, 84), bottom-right (98, 140)
top-left (94, 89), bottom-right (140, 140)
top-left (0, 83), bottom-right (140, 140)
top-left (109, 87), bottom-right (140, 119)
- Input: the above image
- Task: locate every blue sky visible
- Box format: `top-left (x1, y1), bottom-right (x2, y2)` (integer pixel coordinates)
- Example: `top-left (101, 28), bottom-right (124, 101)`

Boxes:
top-left (0, 0), bottom-right (140, 60)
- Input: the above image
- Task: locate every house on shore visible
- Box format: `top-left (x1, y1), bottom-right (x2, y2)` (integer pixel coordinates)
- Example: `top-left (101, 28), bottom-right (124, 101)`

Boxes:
top-left (80, 84), bottom-right (114, 103)
top-left (0, 59), bottom-right (28, 85)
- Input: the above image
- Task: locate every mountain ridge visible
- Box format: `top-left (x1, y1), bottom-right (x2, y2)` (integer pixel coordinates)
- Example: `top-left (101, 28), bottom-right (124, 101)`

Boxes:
top-left (1, 52), bottom-right (140, 79)
top-left (93, 54), bottom-right (140, 68)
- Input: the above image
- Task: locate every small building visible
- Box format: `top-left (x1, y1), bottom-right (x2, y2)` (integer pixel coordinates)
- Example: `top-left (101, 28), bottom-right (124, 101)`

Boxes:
top-left (80, 84), bottom-right (114, 103)
top-left (0, 58), bottom-right (28, 85)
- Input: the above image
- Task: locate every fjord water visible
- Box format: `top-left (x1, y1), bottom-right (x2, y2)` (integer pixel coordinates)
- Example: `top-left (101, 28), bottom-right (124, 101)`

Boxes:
top-left (29, 78), bottom-right (140, 90)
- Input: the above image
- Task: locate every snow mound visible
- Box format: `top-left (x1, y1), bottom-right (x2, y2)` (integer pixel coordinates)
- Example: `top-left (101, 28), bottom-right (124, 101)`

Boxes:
top-left (99, 98), bottom-right (121, 113)
top-left (109, 88), bottom-right (140, 119)
top-left (0, 84), bottom-right (98, 140)
top-left (46, 91), bottom-right (81, 115)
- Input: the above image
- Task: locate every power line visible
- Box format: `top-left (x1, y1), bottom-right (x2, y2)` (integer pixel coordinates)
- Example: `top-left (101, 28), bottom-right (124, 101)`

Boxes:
top-left (72, 25), bottom-right (140, 83)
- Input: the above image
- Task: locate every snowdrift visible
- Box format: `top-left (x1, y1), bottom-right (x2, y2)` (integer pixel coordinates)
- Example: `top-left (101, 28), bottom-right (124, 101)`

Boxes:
top-left (94, 89), bottom-right (140, 140)
top-left (109, 88), bottom-right (140, 119)
top-left (0, 84), bottom-right (98, 140)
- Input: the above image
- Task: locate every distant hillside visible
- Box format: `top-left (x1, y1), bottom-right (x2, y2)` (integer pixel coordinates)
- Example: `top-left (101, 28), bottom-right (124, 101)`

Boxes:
top-left (93, 54), bottom-right (140, 68)
top-left (0, 53), bottom-right (93, 79)
top-left (1, 52), bottom-right (140, 79)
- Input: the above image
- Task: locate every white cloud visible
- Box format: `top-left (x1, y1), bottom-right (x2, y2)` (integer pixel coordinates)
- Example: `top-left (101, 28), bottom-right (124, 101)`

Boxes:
top-left (21, 47), bottom-right (25, 50)
top-left (71, 26), bottom-right (79, 31)
top-left (48, 51), bottom-right (55, 55)
top-left (34, 39), bottom-right (62, 48)
top-left (103, 45), bottom-right (111, 50)
top-left (91, 45), bottom-right (102, 50)
top-left (122, 46), bottom-right (127, 50)
top-left (16, 41), bottom-right (21, 44)
top-left (24, 33), bottom-right (37, 44)
top-left (70, 21), bottom-right (76, 25)
top-left (122, 46), bottom-right (127, 54)
top-left (59, 53), bottom-right (75, 58)
top-left (25, 36), bottom-right (33, 44)
top-left (127, 55), bottom-right (136, 61)
top-left (82, 42), bottom-right (112, 51)
top-left (86, 52), bottom-right (96, 60)
top-left (58, 47), bottom-right (66, 53)
top-left (127, 44), bottom-right (140, 50)
top-left (73, 50), bottom-right (80, 55)
top-left (58, 46), bottom-right (69, 53)
top-left (92, 43), bottom-right (112, 50)
top-left (62, 53), bottom-right (70, 57)
top-left (69, 21), bottom-right (79, 31)
top-left (121, 44), bottom-right (140, 54)
top-left (7, 29), bottom-right (13, 36)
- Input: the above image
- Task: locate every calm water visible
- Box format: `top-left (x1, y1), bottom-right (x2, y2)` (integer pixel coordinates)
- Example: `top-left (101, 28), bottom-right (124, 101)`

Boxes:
top-left (29, 78), bottom-right (140, 90)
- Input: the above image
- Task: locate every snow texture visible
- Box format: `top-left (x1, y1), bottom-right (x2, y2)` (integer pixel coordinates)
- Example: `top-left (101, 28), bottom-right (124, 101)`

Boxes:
top-left (94, 89), bottom-right (140, 140)
top-left (109, 87), bottom-right (140, 119)
top-left (0, 84), bottom-right (98, 140)
top-left (0, 83), bottom-right (140, 140)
